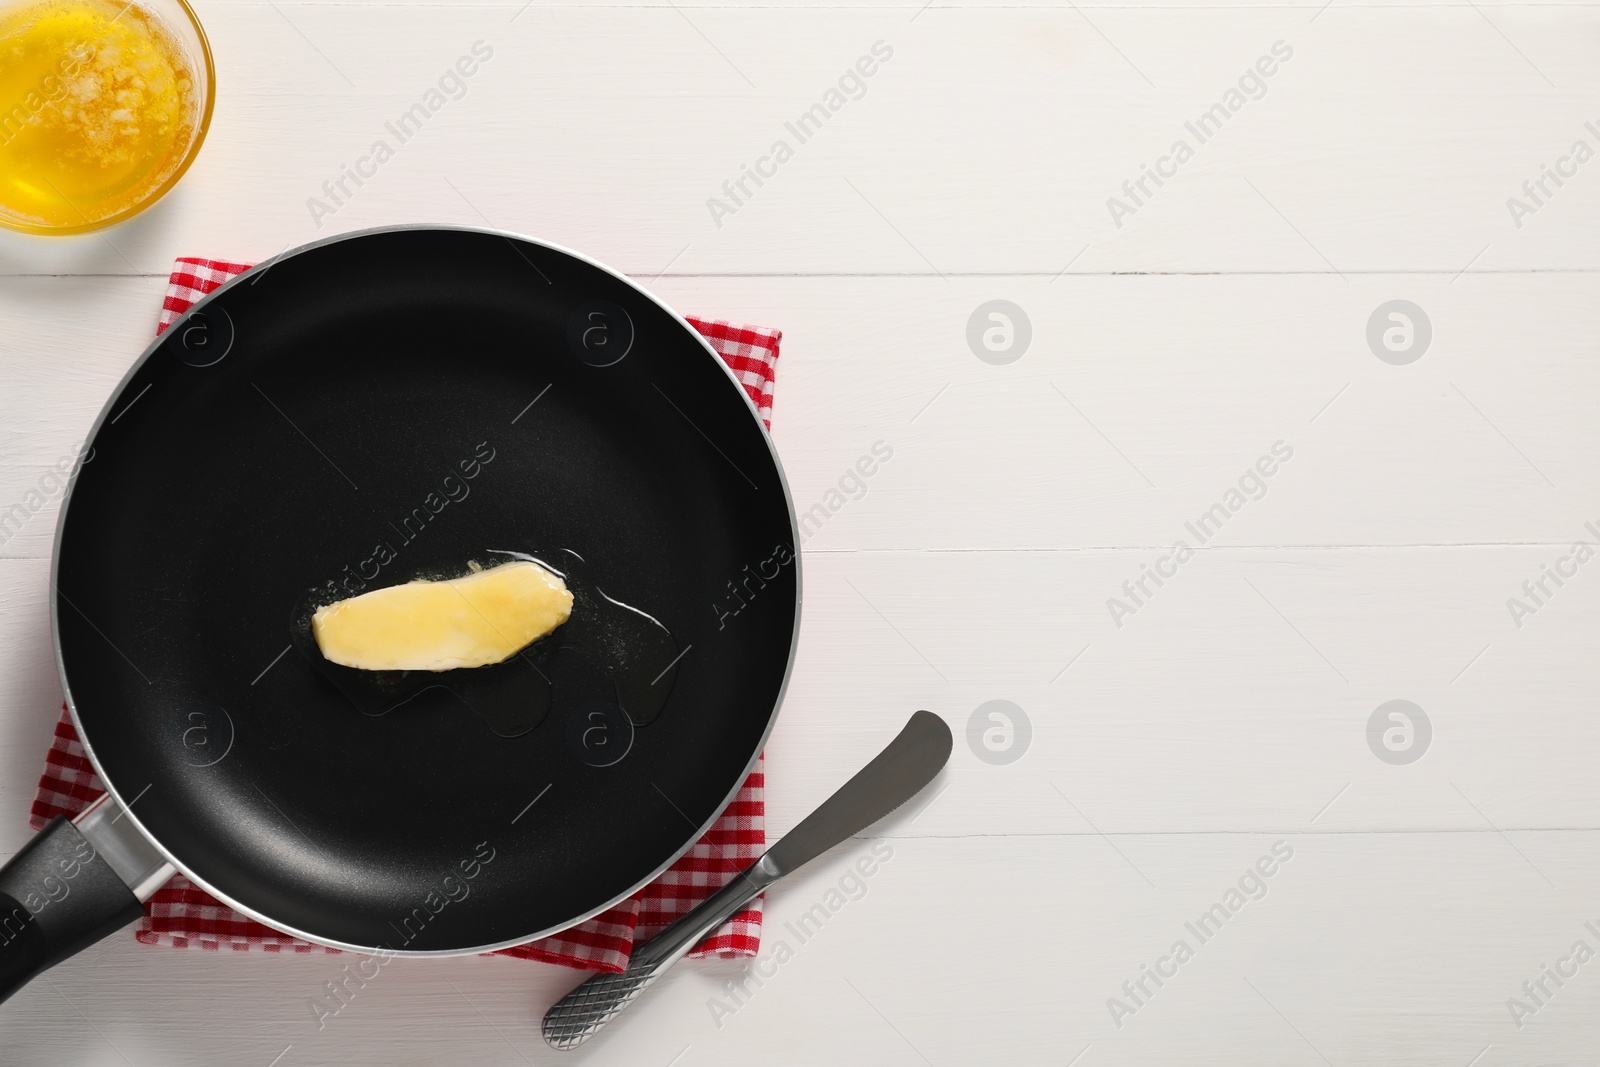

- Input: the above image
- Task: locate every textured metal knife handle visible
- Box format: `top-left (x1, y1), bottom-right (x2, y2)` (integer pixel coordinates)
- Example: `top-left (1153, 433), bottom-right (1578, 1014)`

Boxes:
top-left (542, 861), bottom-right (774, 1050)
top-left (540, 964), bottom-right (661, 1051)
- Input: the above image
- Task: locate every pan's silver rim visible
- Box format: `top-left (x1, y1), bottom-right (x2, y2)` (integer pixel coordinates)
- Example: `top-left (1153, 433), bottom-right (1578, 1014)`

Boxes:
top-left (49, 223), bottom-right (803, 957)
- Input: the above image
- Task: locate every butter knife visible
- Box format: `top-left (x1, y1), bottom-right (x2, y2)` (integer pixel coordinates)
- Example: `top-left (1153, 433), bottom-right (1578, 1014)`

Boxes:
top-left (541, 709), bottom-right (953, 1050)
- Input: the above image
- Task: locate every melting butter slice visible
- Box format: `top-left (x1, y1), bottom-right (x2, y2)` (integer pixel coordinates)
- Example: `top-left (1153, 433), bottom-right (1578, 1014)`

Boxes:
top-left (312, 561), bottom-right (573, 671)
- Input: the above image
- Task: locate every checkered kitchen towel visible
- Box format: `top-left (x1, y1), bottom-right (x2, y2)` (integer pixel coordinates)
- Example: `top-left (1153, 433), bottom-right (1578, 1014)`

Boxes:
top-left (29, 258), bottom-right (782, 972)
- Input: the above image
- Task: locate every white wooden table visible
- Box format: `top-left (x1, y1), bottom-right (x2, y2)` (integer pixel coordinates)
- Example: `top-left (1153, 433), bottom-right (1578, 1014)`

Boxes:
top-left (3, 1), bottom-right (1599, 1063)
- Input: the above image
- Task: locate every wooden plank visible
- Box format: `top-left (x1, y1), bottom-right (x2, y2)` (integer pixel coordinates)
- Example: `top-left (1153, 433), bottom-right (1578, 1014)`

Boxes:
top-left (3, 273), bottom-right (1595, 558)
top-left (0, 832), bottom-right (1593, 1065)
top-left (4, 535), bottom-right (1597, 838)
top-left (0, 6), bottom-right (1594, 276)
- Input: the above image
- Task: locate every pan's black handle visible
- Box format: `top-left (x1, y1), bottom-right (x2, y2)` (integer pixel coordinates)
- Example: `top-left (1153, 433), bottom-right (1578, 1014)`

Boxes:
top-left (0, 816), bottom-right (146, 1006)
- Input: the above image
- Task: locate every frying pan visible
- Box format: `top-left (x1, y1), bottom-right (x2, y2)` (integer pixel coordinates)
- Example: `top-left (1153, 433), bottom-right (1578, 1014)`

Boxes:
top-left (0, 226), bottom-right (800, 1005)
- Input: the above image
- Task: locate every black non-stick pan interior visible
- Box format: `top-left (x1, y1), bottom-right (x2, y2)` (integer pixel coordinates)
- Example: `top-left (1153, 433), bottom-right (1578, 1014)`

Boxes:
top-left (53, 227), bottom-right (798, 952)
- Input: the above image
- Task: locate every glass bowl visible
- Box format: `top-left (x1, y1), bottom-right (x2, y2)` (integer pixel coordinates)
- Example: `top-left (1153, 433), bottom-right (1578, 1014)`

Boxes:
top-left (0, 0), bottom-right (215, 235)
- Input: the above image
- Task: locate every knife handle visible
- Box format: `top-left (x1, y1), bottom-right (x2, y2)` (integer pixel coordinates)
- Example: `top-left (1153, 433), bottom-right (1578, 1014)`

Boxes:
top-left (542, 859), bottom-right (776, 1050)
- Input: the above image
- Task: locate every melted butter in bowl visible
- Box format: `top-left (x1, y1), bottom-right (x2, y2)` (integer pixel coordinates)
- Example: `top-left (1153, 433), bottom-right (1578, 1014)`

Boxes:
top-left (311, 560), bottom-right (573, 671)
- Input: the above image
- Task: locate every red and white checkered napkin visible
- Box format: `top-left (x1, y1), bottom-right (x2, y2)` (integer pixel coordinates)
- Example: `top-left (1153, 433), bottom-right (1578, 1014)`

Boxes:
top-left (29, 258), bottom-right (783, 972)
